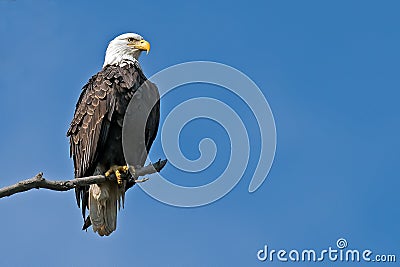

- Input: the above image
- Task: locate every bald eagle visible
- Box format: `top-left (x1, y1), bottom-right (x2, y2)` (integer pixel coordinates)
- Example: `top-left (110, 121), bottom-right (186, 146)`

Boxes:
top-left (67, 33), bottom-right (160, 236)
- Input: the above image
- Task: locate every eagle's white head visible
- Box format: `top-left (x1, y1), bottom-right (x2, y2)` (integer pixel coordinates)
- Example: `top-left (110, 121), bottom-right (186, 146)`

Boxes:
top-left (103, 33), bottom-right (150, 67)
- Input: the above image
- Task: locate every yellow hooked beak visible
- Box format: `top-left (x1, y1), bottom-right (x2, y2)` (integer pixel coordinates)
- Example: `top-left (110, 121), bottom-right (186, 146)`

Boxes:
top-left (130, 39), bottom-right (150, 54)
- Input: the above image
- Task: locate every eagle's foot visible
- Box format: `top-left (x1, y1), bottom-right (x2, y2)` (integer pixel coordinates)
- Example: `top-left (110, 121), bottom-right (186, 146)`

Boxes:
top-left (105, 165), bottom-right (129, 185)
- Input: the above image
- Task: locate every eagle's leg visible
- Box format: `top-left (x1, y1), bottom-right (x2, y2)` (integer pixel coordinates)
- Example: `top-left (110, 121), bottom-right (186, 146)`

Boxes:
top-left (105, 165), bottom-right (129, 185)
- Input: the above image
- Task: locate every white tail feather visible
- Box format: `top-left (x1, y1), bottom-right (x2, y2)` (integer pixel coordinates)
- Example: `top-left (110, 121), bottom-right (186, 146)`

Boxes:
top-left (89, 181), bottom-right (123, 236)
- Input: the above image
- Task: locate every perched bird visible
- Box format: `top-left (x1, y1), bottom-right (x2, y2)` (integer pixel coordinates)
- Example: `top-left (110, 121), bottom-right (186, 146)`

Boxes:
top-left (67, 33), bottom-right (160, 236)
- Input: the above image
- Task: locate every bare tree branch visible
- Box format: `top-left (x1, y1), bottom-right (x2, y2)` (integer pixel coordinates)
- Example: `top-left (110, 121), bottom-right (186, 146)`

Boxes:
top-left (0, 159), bottom-right (167, 199)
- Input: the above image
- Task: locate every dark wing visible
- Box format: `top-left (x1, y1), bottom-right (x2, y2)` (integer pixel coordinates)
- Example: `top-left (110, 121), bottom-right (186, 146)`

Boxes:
top-left (67, 66), bottom-right (117, 214)
top-left (67, 63), bottom-right (150, 217)
top-left (122, 79), bottom-right (160, 190)
top-left (144, 83), bottom-right (160, 154)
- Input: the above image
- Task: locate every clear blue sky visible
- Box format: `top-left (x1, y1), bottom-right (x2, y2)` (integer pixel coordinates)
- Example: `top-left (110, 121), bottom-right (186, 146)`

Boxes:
top-left (0, 0), bottom-right (399, 266)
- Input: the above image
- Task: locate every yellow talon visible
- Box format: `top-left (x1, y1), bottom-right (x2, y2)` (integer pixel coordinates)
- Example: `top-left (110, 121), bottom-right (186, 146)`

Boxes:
top-left (105, 165), bottom-right (129, 185)
top-left (115, 170), bottom-right (122, 185)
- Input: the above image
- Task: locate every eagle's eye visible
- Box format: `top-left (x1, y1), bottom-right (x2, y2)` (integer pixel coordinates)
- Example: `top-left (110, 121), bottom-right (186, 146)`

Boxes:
top-left (127, 38), bottom-right (135, 42)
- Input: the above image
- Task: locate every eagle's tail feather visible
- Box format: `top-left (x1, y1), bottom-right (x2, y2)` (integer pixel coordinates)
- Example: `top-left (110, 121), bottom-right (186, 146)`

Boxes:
top-left (88, 182), bottom-right (124, 236)
top-left (87, 165), bottom-right (126, 236)
top-left (88, 182), bottom-right (115, 236)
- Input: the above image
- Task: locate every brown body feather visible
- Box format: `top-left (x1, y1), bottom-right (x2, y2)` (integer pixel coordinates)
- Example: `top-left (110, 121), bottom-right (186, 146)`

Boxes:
top-left (67, 60), bottom-right (159, 235)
